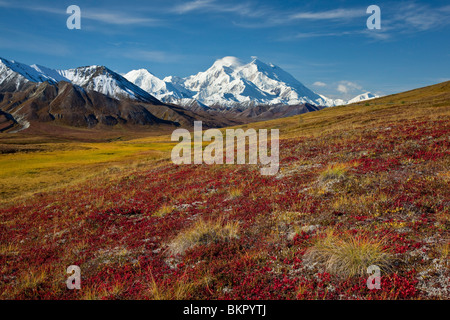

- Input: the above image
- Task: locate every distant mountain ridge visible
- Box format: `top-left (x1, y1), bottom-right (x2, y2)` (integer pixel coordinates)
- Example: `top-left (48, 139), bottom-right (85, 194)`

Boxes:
top-left (0, 56), bottom-right (378, 110)
top-left (0, 56), bottom-right (379, 133)
top-left (0, 57), bottom-right (194, 132)
top-left (124, 56), bottom-right (378, 109)
top-left (0, 57), bottom-right (161, 104)
top-left (58, 66), bottom-right (160, 104)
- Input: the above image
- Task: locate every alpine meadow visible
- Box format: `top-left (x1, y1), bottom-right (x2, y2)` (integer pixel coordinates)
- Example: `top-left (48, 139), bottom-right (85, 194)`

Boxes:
top-left (0, 0), bottom-right (449, 306)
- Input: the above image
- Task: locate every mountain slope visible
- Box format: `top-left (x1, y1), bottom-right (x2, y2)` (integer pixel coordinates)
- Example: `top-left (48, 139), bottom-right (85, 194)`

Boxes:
top-left (0, 81), bottom-right (175, 131)
top-left (58, 66), bottom-right (161, 104)
top-left (0, 57), bottom-right (64, 92)
top-left (0, 57), bottom-right (162, 105)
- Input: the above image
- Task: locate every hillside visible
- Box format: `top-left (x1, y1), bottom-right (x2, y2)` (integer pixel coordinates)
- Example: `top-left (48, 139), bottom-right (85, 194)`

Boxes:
top-left (0, 81), bottom-right (449, 300)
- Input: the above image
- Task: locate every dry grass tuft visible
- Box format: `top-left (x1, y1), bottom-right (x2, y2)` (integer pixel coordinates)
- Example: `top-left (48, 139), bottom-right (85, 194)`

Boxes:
top-left (153, 204), bottom-right (173, 217)
top-left (304, 230), bottom-right (393, 277)
top-left (436, 243), bottom-right (450, 260)
top-left (229, 187), bottom-right (243, 199)
top-left (148, 272), bottom-right (196, 300)
top-left (320, 163), bottom-right (349, 182)
top-left (167, 218), bottom-right (240, 256)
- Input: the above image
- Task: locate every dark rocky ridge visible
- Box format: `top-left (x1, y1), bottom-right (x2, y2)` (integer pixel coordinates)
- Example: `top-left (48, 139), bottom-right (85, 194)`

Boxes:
top-left (0, 81), bottom-right (178, 131)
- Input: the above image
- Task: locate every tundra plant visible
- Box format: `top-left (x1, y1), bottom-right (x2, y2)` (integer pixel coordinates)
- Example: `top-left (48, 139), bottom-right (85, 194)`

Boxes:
top-left (171, 121), bottom-right (279, 175)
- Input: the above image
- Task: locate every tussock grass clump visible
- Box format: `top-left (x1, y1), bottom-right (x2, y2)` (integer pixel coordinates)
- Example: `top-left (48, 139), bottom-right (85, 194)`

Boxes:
top-left (148, 272), bottom-right (196, 300)
top-left (320, 163), bottom-right (349, 182)
top-left (0, 243), bottom-right (19, 256)
top-left (168, 218), bottom-right (239, 256)
top-left (81, 282), bottom-right (125, 300)
top-left (304, 231), bottom-right (393, 277)
top-left (153, 204), bottom-right (173, 217)
top-left (229, 187), bottom-right (243, 199)
top-left (437, 243), bottom-right (450, 260)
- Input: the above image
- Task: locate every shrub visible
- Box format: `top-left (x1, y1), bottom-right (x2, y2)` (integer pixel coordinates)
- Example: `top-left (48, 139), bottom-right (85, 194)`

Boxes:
top-left (148, 271), bottom-right (195, 300)
top-left (320, 163), bottom-right (349, 182)
top-left (229, 187), bottom-right (243, 199)
top-left (303, 230), bottom-right (393, 277)
top-left (167, 218), bottom-right (240, 256)
top-left (153, 204), bottom-right (173, 217)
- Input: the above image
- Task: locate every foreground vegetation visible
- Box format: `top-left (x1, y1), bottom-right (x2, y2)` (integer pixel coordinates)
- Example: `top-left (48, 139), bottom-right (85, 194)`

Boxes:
top-left (0, 81), bottom-right (449, 299)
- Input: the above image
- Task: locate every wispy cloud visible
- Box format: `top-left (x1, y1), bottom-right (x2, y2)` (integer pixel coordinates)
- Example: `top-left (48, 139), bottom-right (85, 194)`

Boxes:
top-left (173, 0), bottom-right (215, 14)
top-left (389, 3), bottom-right (450, 32)
top-left (288, 8), bottom-right (365, 21)
top-left (337, 81), bottom-right (362, 94)
top-left (82, 11), bottom-right (159, 26)
top-left (237, 2), bottom-right (450, 41)
top-left (313, 81), bottom-right (327, 87)
top-left (172, 0), bottom-right (268, 18)
top-left (0, 1), bottom-right (161, 26)
top-left (279, 30), bottom-right (356, 41)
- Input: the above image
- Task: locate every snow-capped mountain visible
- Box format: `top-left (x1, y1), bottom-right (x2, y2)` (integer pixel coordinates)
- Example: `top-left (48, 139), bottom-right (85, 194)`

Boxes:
top-left (0, 57), bottom-right (160, 104)
top-left (123, 69), bottom-right (195, 104)
top-left (123, 69), bottom-right (209, 110)
top-left (347, 92), bottom-right (378, 104)
top-left (57, 66), bottom-right (160, 103)
top-left (181, 56), bottom-right (332, 107)
top-left (125, 56), bottom-right (376, 109)
top-left (1, 56), bottom-right (378, 111)
top-left (0, 57), bottom-right (65, 92)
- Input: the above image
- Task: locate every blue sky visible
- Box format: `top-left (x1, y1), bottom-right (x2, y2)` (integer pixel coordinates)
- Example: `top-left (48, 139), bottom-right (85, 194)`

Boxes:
top-left (0, 0), bottom-right (449, 99)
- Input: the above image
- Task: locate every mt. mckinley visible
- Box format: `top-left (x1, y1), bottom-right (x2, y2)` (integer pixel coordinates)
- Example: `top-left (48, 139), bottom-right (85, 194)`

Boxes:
top-left (0, 55), bottom-right (378, 132)
top-left (124, 56), bottom-right (377, 108)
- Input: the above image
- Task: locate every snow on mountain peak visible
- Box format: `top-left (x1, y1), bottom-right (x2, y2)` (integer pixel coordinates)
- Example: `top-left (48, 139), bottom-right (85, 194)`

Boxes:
top-left (347, 92), bottom-right (379, 104)
top-left (0, 56), bottom-right (379, 110)
top-left (0, 57), bottom-right (61, 84)
top-left (124, 68), bottom-right (197, 105)
top-left (124, 69), bottom-right (164, 92)
top-left (124, 56), bottom-right (378, 109)
top-left (57, 65), bottom-right (159, 103)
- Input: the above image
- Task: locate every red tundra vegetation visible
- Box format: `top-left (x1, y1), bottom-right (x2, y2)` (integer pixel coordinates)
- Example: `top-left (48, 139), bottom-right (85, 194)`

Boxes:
top-left (0, 81), bottom-right (449, 300)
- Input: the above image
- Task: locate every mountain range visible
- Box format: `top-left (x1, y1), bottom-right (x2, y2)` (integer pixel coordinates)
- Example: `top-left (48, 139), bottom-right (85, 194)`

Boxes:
top-left (0, 56), bottom-right (378, 132)
top-left (124, 56), bottom-right (378, 109)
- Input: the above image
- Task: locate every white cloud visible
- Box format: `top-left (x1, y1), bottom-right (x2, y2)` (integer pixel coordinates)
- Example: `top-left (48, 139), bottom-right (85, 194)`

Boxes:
top-left (172, 0), bottom-right (267, 18)
top-left (173, 0), bottom-right (214, 14)
top-left (240, 3), bottom-right (450, 40)
top-left (337, 84), bottom-right (348, 94)
top-left (83, 12), bottom-right (159, 26)
top-left (337, 81), bottom-right (362, 94)
top-left (392, 3), bottom-right (450, 31)
top-left (0, 1), bottom-right (160, 26)
top-left (313, 81), bottom-right (327, 87)
top-left (289, 8), bottom-right (365, 21)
